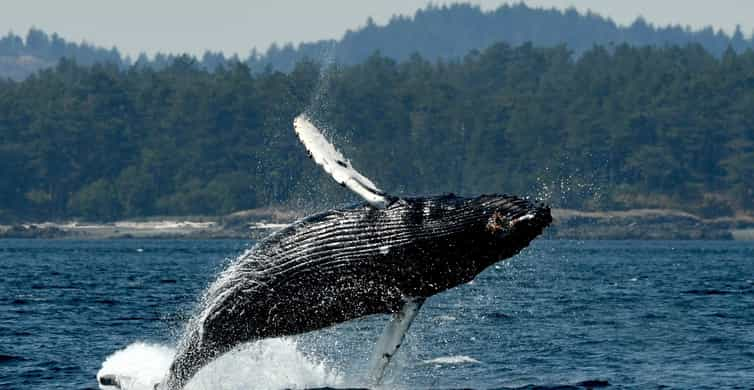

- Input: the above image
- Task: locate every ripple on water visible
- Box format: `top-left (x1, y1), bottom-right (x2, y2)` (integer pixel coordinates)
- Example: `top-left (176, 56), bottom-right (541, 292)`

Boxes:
top-left (0, 354), bottom-right (26, 364)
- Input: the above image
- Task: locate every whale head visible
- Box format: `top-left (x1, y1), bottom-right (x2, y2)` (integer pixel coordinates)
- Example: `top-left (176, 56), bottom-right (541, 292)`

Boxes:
top-left (391, 194), bottom-right (551, 297)
top-left (478, 194), bottom-right (552, 250)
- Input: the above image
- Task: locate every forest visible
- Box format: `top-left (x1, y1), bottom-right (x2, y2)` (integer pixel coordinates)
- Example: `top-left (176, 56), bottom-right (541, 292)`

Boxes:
top-left (3, 3), bottom-right (754, 79)
top-left (1, 42), bottom-right (753, 222)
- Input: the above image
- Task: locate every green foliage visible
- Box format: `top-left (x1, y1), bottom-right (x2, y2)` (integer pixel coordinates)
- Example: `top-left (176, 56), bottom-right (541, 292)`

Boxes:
top-left (67, 179), bottom-right (121, 220)
top-left (114, 167), bottom-right (157, 217)
top-left (0, 42), bottom-right (753, 221)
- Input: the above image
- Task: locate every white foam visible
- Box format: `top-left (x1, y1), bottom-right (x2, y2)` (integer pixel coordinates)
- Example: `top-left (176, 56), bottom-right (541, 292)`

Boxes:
top-left (423, 355), bottom-right (480, 365)
top-left (97, 342), bottom-right (174, 390)
top-left (187, 338), bottom-right (342, 390)
top-left (98, 339), bottom-right (342, 390)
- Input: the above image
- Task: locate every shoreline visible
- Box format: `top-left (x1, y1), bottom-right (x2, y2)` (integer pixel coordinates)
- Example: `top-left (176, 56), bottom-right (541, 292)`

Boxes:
top-left (549, 209), bottom-right (754, 240)
top-left (1, 208), bottom-right (753, 241)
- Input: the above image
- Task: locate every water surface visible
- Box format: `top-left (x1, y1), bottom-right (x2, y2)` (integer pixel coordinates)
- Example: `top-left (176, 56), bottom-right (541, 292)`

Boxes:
top-left (1, 239), bottom-right (752, 389)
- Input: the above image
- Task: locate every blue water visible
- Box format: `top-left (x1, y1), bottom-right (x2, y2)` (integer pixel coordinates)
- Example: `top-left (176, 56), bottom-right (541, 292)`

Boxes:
top-left (1, 239), bottom-right (753, 389)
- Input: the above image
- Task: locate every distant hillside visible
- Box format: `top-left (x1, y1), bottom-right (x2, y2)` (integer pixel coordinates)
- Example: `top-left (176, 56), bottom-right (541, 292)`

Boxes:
top-left (0, 28), bottom-right (123, 80)
top-left (0, 54), bottom-right (55, 81)
top-left (3, 2), bottom-right (754, 79)
top-left (247, 3), bottom-right (754, 72)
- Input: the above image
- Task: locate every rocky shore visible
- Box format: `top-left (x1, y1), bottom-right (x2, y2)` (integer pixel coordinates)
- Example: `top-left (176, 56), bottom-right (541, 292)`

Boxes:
top-left (1, 208), bottom-right (753, 240)
top-left (0, 208), bottom-right (301, 240)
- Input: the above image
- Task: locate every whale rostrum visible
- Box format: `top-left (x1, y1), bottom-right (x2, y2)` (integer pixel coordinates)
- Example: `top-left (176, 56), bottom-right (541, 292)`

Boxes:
top-left (123, 115), bottom-right (552, 390)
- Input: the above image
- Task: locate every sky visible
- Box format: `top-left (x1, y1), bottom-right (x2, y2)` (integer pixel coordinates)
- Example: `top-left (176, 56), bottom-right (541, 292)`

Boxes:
top-left (2, 0), bottom-right (753, 59)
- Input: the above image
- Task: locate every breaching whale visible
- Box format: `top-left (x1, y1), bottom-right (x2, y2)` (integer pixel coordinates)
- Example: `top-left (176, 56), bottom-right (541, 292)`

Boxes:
top-left (98, 114), bottom-right (551, 390)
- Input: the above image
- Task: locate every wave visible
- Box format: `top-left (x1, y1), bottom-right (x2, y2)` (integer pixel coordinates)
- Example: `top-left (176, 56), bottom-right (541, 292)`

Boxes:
top-left (683, 289), bottom-right (750, 295)
top-left (490, 379), bottom-right (610, 390)
top-left (422, 355), bottom-right (481, 365)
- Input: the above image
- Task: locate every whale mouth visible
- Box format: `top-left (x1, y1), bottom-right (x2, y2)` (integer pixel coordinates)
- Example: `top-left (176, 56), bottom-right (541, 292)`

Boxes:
top-left (510, 212), bottom-right (536, 227)
top-left (485, 196), bottom-right (551, 237)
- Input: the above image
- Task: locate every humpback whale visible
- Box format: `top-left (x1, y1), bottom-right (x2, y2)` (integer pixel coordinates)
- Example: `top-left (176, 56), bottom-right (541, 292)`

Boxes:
top-left (98, 114), bottom-right (551, 390)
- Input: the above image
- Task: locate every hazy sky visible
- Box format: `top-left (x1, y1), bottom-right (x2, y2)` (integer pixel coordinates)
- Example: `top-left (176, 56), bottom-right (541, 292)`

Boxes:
top-left (2, 0), bottom-right (753, 58)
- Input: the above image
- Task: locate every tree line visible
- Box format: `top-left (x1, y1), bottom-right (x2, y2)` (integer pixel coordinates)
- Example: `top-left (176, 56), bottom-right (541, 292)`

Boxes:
top-left (1, 42), bottom-right (753, 221)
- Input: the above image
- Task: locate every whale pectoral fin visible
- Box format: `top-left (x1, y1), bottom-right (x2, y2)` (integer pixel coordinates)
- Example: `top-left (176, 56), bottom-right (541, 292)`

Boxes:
top-left (293, 114), bottom-right (393, 208)
top-left (367, 297), bottom-right (425, 385)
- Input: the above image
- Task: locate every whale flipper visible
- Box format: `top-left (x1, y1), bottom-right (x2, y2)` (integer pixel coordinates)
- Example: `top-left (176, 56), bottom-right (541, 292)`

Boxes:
top-left (368, 297), bottom-right (425, 384)
top-left (294, 114), bottom-right (392, 208)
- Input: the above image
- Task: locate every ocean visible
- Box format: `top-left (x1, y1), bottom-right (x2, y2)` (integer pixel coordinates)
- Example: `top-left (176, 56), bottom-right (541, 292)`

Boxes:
top-left (1, 239), bottom-right (752, 389)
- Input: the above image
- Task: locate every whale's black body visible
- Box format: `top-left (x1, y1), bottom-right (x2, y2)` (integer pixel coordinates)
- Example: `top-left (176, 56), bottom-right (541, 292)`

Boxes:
top-left (158, 193), bottom-right (551, 389)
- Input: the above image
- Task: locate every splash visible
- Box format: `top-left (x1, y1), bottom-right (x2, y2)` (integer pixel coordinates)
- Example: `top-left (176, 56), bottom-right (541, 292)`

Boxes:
top-left (97, 338), bottom-right (342, 390)
top-left (307, 42), bottom-right (337, 120)
top-left (533, 166), bottom-right (603, 208)
top-left (294, 43), bottom-right (357, 211)
top-left (97, 342), bottom-right (173, 390)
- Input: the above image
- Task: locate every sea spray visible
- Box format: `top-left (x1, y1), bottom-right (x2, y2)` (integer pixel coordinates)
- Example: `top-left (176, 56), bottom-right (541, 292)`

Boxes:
top-left (306, 41), bottom-right (337, 122)
top-left (97, 342), bottom-right (174, 390)
top-left (186, 338), bottom-right (342, 390)
top-left (534, 166), bottom-right (603, 209)
top-left (97, 338), bottom-right (342, 390)
top-left (286, 41), bottom-right (353, 212)
top-left (99, 248), bottom-right (345, 390)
